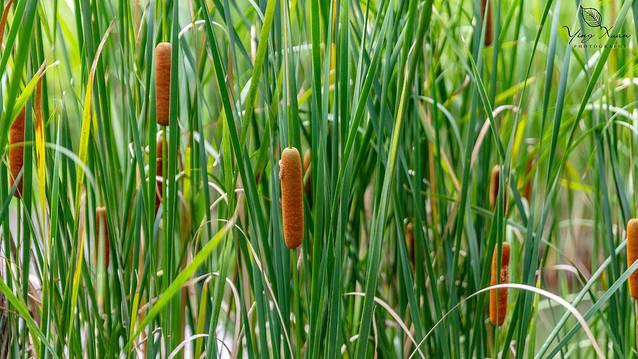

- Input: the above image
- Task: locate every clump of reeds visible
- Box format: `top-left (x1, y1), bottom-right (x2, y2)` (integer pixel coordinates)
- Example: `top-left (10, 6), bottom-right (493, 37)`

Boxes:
top-left (155, 42), bottom-right (172, 126)
top-left (489, 242), bottom-right (510, 326)
top-left (280, 147), bottom-right (304, 249)
top-left (9, 108), bottom-right (25, 198)
top-left (481, 0), bottom-right (493, 47)
top-left (627, 219), bottom-right (638, 298)
top-left (155, 136), bottom-right (164, 213)
top-left (96, 207), bottom-right (109, 267)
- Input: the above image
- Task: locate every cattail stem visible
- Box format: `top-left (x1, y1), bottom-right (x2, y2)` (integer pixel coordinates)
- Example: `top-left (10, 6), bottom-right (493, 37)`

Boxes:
top-left (280, 147), bottom-right (304, 249)
top-left (490, 242), bottom-right (510, 326)
top-left (9, 108), bottom-right (26, 198)
top-left (155, 137), bottom-right (164, 214)
top-left (96, 207), bottom-right (110, 267)
top-left (481, 0), bottom-right (493, 47)
top-left (628, 219), bottom-right (638, 299)
top-left (303, 150), bottom-right (311, 175)
top-left (155, 42), bottom-right (172, 126)
top-left (303, 150), bottom-right (312, 204)
top-left (250, 25), bottom-right (258, 64)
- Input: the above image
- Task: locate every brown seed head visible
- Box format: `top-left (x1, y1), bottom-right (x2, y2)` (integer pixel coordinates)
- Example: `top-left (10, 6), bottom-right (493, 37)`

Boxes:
top-left (489, 165), bottom-right (500, 208)
top-left (96, 207), bottom-right (110, 267)
top-left (155, 42), bottom-right (172, 126)
top-left (481, 0), bottom-right (493, 47)
top-left (524, 156), bottom-right (534, 201)
top-left (490, 242), bottom-right (510, 326)
top-left (9, 108), bottom-right (25, 198)
top-left (280, 147), bottom-right (304, 249)
top-left (627, 219), bottom-right (638, 299)
top-left (489, 165), bottom-right (508, 213)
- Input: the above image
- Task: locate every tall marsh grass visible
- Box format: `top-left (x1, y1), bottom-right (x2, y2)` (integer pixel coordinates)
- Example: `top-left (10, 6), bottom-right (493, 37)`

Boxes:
top-left (0, 0), bottom-right (637, 357)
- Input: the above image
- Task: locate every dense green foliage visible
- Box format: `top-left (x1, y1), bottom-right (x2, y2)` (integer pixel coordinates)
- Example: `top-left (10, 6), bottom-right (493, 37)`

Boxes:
top-left (0, 0), bottom-right (637, 357)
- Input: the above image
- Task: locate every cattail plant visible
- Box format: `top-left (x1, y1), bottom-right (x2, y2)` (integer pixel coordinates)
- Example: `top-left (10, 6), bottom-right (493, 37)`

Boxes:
top-left (155, 42), bottom-right (172, 126)
top-left (406, 222), bottom-right (414, 265)
top-left (489, 165), bottom-right (498, 207)
top-left (490, 242), bottom-right (510, 326)
top-left (489, 165), bottom-right (507, 212)
top-left (280, 147), bottom-right (304, 249)
top-left (627, 219), bottom-right (638, 299)
top-left (155, 136), bottom-right (164, 213)
top-left (303, 150), bottom-right (312, 202)
top-left (96, 206), bottom-right (109, 267)
top-left (303, 150), bottom-right (311, 173)
top-left (9, 108), bottom-right (25, 198)
top-left (481, 0), bottom-right (493, 47)
top-left (523, 156), bottom-right (534, 201)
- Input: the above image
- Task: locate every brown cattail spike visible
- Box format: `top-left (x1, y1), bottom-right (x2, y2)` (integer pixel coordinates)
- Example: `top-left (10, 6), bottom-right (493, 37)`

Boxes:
top-left (627, 219), bottom-right (638, 298)
top-left (524, 156), bottom-right (534, 201)
top-left (9, 108), bottom-right (25, 198)
top-left (96, 207), bottom-right (110, 267)
top-left (489, 165), bottom-right (508, 212)
top-left (490, 242), bottom-right (510, 326)
top-left (155, 42), bottom-right (172, 126)
top-left (155, 137), bottom-right (164, 214)
top-left (489, 165), bottom-right (499, 208)
top-left (280, 147), bottom-right (304, 249)
top-left (481, 0), bottom-right (493, 47)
